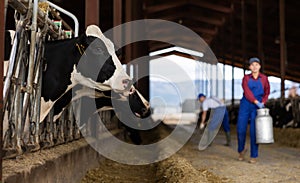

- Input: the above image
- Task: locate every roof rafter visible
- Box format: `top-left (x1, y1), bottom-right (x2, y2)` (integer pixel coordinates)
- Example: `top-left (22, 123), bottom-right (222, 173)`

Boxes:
top-left (187, 15), bottom-right (225, 26)
top-left (145, 1), bottom-right (187, 14)
top-left (188, 0), bottom-right (232, 14)
top-left (189, 26), bottom-right (218, 36)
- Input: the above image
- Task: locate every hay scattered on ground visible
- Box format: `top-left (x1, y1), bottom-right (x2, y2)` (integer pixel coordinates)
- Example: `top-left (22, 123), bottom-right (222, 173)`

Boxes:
top-left (81, 154), bottom-right (228, 183)
top-left (82, 124), bottom-right (229, 183)
top-left (156, 155), bottom-right (208, 183)
top-left (81, 159), bottom-right (156, 183)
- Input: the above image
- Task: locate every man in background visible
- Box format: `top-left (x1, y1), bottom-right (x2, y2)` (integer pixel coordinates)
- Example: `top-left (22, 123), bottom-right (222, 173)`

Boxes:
top-left (198, 94), bottom-right (231, 146)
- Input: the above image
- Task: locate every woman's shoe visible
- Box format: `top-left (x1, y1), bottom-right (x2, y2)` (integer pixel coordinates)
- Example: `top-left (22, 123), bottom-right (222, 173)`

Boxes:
top-left (200, 123), bottom-right (205, 130)
top-left (249, 158), bottom-right (257, 164)
top-left (238, 148), bottom-right (248, 161)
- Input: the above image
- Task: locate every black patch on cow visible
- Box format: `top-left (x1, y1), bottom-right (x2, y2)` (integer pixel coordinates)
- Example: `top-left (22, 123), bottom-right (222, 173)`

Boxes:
top-left (42, 37), bottom-right (79, 102)
top-left (53, 90), bottom-right (72, 116)
top-left (76, 35), bottom-right (116, 83)
top-left (5, 31), bottom-right (13, 60)
top-left (128, 91), bottom-right (151, 119)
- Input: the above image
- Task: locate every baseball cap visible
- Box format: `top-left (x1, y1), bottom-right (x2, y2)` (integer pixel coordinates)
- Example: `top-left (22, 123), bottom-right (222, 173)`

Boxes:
top-left (249, 57), bottom-right (260, 64)
top-left (197, 93), bottom-right (205, 99)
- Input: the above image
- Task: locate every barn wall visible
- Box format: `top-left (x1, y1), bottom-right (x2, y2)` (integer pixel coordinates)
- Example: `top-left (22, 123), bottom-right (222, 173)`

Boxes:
top-left (3, 139), bottom-right (103, 183)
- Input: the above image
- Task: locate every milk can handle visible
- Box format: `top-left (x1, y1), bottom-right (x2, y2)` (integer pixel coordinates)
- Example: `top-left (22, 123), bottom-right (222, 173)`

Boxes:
top-left (263, 108), bottom-right (269, 115)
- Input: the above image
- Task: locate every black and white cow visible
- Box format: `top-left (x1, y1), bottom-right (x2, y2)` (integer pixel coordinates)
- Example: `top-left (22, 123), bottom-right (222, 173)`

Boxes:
top-left (3, 25), bottom-right (151, 144)
top-left (41, 25), bottom-right (151, 122)
top-left (268, 98), bottom-right (300, 128)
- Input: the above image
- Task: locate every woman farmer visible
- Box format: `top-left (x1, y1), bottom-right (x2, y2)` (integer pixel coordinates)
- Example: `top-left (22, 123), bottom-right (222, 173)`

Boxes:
top-left (237, 57), bottom-right (270, 163)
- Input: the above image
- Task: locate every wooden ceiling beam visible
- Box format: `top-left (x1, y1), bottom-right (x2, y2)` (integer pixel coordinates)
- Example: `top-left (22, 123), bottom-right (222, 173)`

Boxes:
top-left (148, 39), bottom-right (212, 49)
top-left (187, 15), bottom-right (226, 26)
top-left (148, 12), bottom-right (225, 27)
top-left (145, 1), bottom-right (186, 14)
top-left (221, 52), bottom-right (300, 79)
top-left (188, 0), bottom-right (232, 14)
top-left (222, 49), bottom-right (279, 64)
top-left (148, 36), bottom-right (213, 51)
top-left (220, 40), bottom-right (279, 54)
top-left (214, 29), bottom-right (281, 54)
top-left (221, 54), bottom-right (280, 73)
top-left (229, 16), bottom-right (300, 43)
top-left (146, 27), bottom-right (213, 41)
top-left (228, 19), bottom-right (298, 45)
top-left (189, 26), bottom-right (218, 36)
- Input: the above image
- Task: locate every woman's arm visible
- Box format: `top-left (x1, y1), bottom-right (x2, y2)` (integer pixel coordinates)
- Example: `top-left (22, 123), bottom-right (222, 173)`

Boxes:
top-left (262, 75), bottom-right (270, 104)
top-left (242, 75), bottom-right (257, 103)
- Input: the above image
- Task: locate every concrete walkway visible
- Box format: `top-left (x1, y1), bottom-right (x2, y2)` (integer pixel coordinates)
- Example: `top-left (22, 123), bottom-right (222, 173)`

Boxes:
top-left (177, 127), bottom-right (300, 183)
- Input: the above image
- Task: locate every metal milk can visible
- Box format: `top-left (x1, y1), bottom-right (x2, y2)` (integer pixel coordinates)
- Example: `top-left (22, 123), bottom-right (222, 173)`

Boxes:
top-left (255, 108), bottom-right (274, 144)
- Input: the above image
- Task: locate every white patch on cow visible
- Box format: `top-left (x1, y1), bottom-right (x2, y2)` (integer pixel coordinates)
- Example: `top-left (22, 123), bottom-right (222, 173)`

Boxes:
top-left (118, 94), bottom-right (128, 102)
top-left (4, 60), bottom-right (9, 77)
top-left (8, 30), bottom-right (16, 44)
top-left (53, 110), bottom-right (64, 122)
top-left (135, 87), bottom-right (150, 110)
top-left (286, 103), bottom-right (291, 111)
top-left (72, 86), bottom-right (107, 101)
top-left (40, 97), bottom-right (55, 122)
top-left (94, 106), bottom-right (114, 114)
top-left (71, 65), bottom-right (112, 91)
top-left (135, 113), bottom-right (141, 118)
top-left (86, 25), bottom-right (131, 92)
top-left (3, 110), bottom-right (9, 139)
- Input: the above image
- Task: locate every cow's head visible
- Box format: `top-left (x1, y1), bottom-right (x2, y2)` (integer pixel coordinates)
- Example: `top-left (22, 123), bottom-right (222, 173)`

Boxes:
top-left (75, 34), bottom-right (122, 87)
top-left (76, 25), bottom-right (151, 118)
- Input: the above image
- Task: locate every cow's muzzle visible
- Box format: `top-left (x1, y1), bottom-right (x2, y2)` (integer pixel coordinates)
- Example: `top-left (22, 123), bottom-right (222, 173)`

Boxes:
top-left (122, 79), bottom-right (133, 91)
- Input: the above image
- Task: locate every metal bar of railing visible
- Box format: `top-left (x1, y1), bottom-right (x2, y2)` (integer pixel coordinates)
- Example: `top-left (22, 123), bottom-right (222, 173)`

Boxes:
top-left (8, 0), bottom-right (61, 38)
top-left (47, 1), bottom-right (79, 37)
top-left (0, 0), bottom-right (6, 178)
top-left (3, 24), bottom-right (19, 108)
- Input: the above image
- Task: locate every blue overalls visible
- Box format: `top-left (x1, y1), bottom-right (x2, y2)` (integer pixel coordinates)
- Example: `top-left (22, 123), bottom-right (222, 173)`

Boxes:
top-left (237, 77), bottom-right (264, 158)
top-left (222, 109), bottom-right (230, 133)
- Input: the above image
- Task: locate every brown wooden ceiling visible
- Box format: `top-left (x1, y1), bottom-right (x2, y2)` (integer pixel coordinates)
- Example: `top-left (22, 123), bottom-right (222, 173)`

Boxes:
top-left (143, 0), bottom-right (300, 82)
top-left (5, 0), bottom-right (300, 82)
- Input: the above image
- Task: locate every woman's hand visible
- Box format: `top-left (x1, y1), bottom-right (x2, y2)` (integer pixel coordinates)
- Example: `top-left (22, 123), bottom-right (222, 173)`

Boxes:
top-left (256, 102), bottom-right (264, 109)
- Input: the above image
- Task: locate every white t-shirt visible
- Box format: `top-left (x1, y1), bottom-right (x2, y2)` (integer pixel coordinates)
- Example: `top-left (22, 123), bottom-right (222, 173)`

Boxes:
top-left (202, 97), bottom-right (224, 111)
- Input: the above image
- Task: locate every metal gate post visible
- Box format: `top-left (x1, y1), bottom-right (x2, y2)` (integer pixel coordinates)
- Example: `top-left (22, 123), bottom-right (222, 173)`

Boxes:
top-left (0, 0), bottom-right (6, 179)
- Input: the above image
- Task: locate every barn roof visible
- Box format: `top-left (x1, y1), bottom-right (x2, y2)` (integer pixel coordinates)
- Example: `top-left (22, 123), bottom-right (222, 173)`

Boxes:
top-left (5, 0), bottom-right (300, 83)
top-left (144, 0), bottom-right (300, 82)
